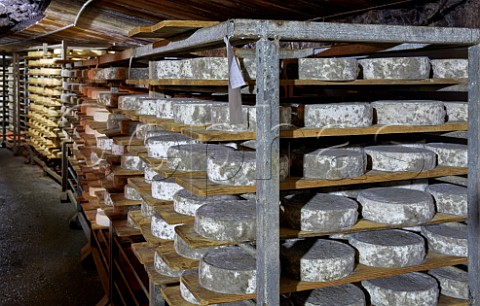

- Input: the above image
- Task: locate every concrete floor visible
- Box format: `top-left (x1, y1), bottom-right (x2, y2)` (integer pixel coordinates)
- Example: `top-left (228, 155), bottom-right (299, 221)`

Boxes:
top-left (0, 149), bottom-right (103, 305)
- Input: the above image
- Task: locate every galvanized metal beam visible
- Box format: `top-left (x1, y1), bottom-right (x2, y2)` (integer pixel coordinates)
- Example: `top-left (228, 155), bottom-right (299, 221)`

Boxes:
top-left (255, 36), bottom-right (280, 306)
top-left (468, 44), bottom-right (480, 306)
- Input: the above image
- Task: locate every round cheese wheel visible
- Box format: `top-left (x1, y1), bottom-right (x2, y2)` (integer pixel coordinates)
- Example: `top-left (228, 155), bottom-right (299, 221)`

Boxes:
top-left (281, 239), bottom-right (355, 282)
top-left (372, 100), bottom-right (445, 126)
top-left (121, 154), bottom-right (146, 170)
top-left (154, 247), bottom-right (184, 277)
top-left (365, 145), bottom-right (436, 172)
top-left (173, 189), bottom-right (240, 216)
top-left (304, 103), bottom-right (372, 128)
top-left (428, 266), bottom-right (468, 299)
top-left (445, 102), bottom-right (468, 122)
top-left (349, 229), bottom-right (426, 267)
top-left (362, 272), bottom-right (439, 306)
top-left (290, 284), bottom-right (366, 306)
top-left (430, 59), bottom-right (468, 79)
top-left (421, 222), bottom-right (467, 257)
top-left (357, 187), bottom-right (435, 225)
top-left (281, 193), bottom-right (358, 232)
top-left (124, 184), bottom-right (142, 201)
top-left (303, 148), bottom-right (366, 179)
top-left (167, 143), bottom-right (233, 172)
top-left (146, 134), bottom-right (197, 159)
top-left (298, 58), bottom-right (359, 81)
top-left (151, 213), bottom-right (177, 240)
top-left (359, 57), bottom-right (430, 80)
top-left (426, 183), bottom-right (467, 217)
top-left (424, 143), bottom-right (467, 167)
top-left (151, 178), bottom-right (183, 200)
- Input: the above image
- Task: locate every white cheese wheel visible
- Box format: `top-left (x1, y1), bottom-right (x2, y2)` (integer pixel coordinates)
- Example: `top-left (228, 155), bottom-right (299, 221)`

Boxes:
top-left (111, 143), bottom-right (124, 156)
top-left (424, 143), bottom-right (467, 167)
top-left (151, 213), bottom-right (177, 240)
top-left (357, 187), bottom-right (435, 225)
top-left (96, 137), bottom-right (113, 151)
top-left (174, 233), bottom-right (214, 260)
top-left (372, 100), bottom-right (446, 126)
top-left (359, 57), bottom-right (430, 80)
top-left (304, 103), bottom-right (372, 128)
top-left (281, 193), bottom-right (358, 232)
top-left (167, 143), bottom-right (233, 172)
top-left (124, 184), bottom-right (142, 201)
top-left (173, 100), bottom-right (220, 125)
top-left (281, 239), bottom-right (355, 282)
top-left (194, 200), bottom-right (256, 242)
top-left (199, 246), bottom-right (256, 294)
top-left (141, 199), bottom-right (154, 217)
top-left (143, 129), bottom-right (176, 144)
top-left (428, 266), bottom-right (468, 299)
top-left (298, 58), bottom-right (359, 81)
top-left (154, 248), bottom-right (184, 277)
top-left (303, 148), bottom-right (366, 179)
top-left (365, 145), bottom-right (436, 172)
top-left (290, 284), bottom-right (366, 306)
top-left (207, 150), bottom-right (289, 186)
top-left (136, 98), bottom-right (159, 115)
top-left (421, 222), bottom-right (467, 257)
top-left (156, 98), bottom-right (199, 119)
top-left (151, 178), bottom-right (183, 200)
top-left (149, 60), bottom-right (183, 79)
top-left (121, 154), bottom-right (146, 170)
top-left (426, 183), bottom-right (467, 217)
top-left (173, 189), bottom-right (240, 216)
top-left (362, 272), bottom-right (439, 306)
top-left (431, 59), bottom-right (468, 79)
top-left (144, 166), bottom-right (159, 183)
top-left (95, 208), bottom-right (110, 227)
top-left (188, 57), bottom-right (228, 80)
top-left (146, 134), bottom-right (197, 159)
top-left (180, 270), bottom-right (201, 304)
top-left (118, 94), bottom-right (147, 110)
top-left (445, 102), bottom-right (468, 122)
top-left (349, 229), bottom-right (426, 267)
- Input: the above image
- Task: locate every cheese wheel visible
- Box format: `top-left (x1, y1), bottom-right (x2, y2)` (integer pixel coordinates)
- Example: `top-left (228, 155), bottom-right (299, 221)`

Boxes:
top-left (194, 200), bottom-right (256, 242)
top-left (96, 136), bottom-right (113, 151)
top-left (362, 272), bottom-right (439, 306)
top-left (290, 284), bottom-right (366, 306)
top-left (303, 148), bottom-right (366, 179)
top-left (118, 94), bottom-right (147, 110)
top-left (298, 58), bottom-right (359, 81)
top-left (421, 222), bottom-right (467, 257)
top-left (111, 143), bottom-right (124, 156)
top-left (281, 193), bottom-right (358, 232)
top-left (199, 246), bottom-right (256, 294)
top-left (428, 266), bottom-right (468, 299)
top-left (151, 178), bottom-right (183, 200)
top-left (281, 238), bottom-right (355, 282)
top-left (424, 143), bottom-right (467, 167)
top-left (445, 102), bottom-right (467, 122)
top-left (173, 100), bottom-right (221, 125)
top-left (431, 59), bottom-right (468, 79)
top-left (136, 98), bottom-right (159, 115)
top-left (124, 184), bottom-right (142, 201)
top-left (357, 187), bottom-right (435, 225)
top-left (151, 213), bottom-right (177, 240)
top-left (359, 57), bottom-right (430, 80)
top-left (304, 103), bottom-right (372, 128)
top-left (167, 143), bottom-right (233, 172)
top-left (349, 229), bottom-right (426, 267)
top-left (121, 154), bottom-right (146, 170)
top-left (156, 98), bottom-right (199, 119)
top-left (173, 189), bottom-right (240, 216)
top-left (95, 208), bottom-right (110, 227)
top-left (146, 134), bottom-right (197, 159)
top-left (372, 100), bottom-right (446, 126)
top-left (154, 248), bottom-right (183, 277)
top-left (426, 183), bottom-right (467, 217)
top-left (188, 57), bottom-right (228, 80)
top-left (141, 199), bottom-right (154, 217)
top-left (365, 145), bottom-right (436, 172)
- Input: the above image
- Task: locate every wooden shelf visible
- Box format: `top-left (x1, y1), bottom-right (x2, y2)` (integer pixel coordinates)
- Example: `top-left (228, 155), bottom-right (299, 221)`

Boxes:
top-left (175, 166), bottom-right (467, 196)
top-left (284, 78), bottom-right (467, 86)
top-left (128, 20), bottom-right (219, 39)
top-left (110, 193), bottom-right (142, 207)
top-left (131, 242), bottom-right (156, 265)
top-left (113, 136), bottom-right (144, 146)
top-left (161, 286), bottom-right (196, 306)
top-left (138, 115), bottom-right (159, 125)
top-left (138, 153), bottom-right (168, 167)
top-left (140, 223), bottom-right (171, 245)
top-left (127, 210), bottom-right (149, 228)
top-left (175, 213), bottom-right (466, 249)
top-left (157, 242), bottom-right (198, 270)
top-left (153, 204), bottom-right (195, 225)
top-left (144, 262), bottom-right (179, 286)
top-left (157, 119), bottom-right (208, 133)
top-left (112, 219), bottom-right (142, 237)
top-left (181, 253), bottom-right (467, 305)
top-left (182, 122), bottom-right (468, 142)
top-left (112, 166), bottom-right (144, 176)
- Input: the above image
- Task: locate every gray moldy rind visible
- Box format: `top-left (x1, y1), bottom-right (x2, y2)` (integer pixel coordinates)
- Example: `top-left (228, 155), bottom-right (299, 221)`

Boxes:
top-left (421, 222), bottom-right (468, 257)
top-left (146, 134), bottom-right (198, 160)
top-left (118, 94), bottom-right (148, 110)
top-left (303, 148), bottom-right (366, 179)
top-left (156, 98), bottom-right (201, 119)
top-left (365, 145), bottom-right (436, 172)
top-left (298, 58), bottom-right (359, 81)
top-left (358, 57), bottom-right (430, 80)
top-left (207, 150), bottom-right (289, 186)
top-left (143, 129), bottom-right (176, 144)
top-left (151, 178), bottom-right (183, 200)
top-left (121, 154), bottom-right (146, 170)
top-left (304, 103), bottom-right (372, 128)
top-left (167, 143), bottom-right (233, 172)
top-left (362, 272), bottom-right (439, 306)
top-left (199, 246), bottom-right (256, 294)
top-left (428, 266), bottom-right (468, 299)
top-left (290, 284), bottom-right (366, 306)
top-left (357, 187), bottom-right (435, 225)
top-left (124, 184), bottom-right (142, 201)
top-left (173, 189), bottom-right (240, 216)
top-left (173, 100), bottom-right (221, 125)
top-left (349, 229), bottom-right (426, 267)
top-left (194, 200), bottom-right (256, 242)
top-left (430, 59), bottom-right (468, 79)
top-left (444, 101), bottom-right (468, 122)
top-left (141, 199), bottom-right (154, 217)
top-left (154, 248), bottom-right (184, 277)
top-left (426, 183), bottom-right (467, 217)
top-left (174, 233), bottom-right (214, 260)
top-left (136, 98), bottom-right (161, 115)
top-left (151, 213), bottom-right (177, 240)
top-left (128, 68), bottom-right (149, 80)
top-left (372, 100), bottom-right (446, 126)
top-left (281, 239), bottom-right (355, 282)
top-left (281, 193), bottom-right (358, 232)
top-left (424, 143), bottom-right (467, 168)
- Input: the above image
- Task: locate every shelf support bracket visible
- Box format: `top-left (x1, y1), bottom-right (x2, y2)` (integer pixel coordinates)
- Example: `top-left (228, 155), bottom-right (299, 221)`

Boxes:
top-left (255, 36), bottom-right (280, 306)
top-left (468, 43), bottom-right (480, 306)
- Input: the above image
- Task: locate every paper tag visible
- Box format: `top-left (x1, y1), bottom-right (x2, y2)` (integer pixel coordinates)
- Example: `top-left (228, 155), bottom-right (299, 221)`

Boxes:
top-left (224, 36), bottom-right (245, 124)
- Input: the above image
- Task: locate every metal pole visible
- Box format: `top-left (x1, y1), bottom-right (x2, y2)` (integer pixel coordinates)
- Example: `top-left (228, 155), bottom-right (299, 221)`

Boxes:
top-left (2, 52), bottom-right (6, 147)
top-left (255, 36), bottom-right (280, 306)
top-left (468, 44), bottom-right (480, 306)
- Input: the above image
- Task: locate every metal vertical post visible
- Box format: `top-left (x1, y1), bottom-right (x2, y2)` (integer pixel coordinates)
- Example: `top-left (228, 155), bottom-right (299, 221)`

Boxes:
top-left (13, 53), bottom-right (19, 152)
top-left (2, 52), bottom-right (6, 147)
top-left (255, 36), bottom-right (280, 306)
top-left (468, 44), bottom-right (480, 306)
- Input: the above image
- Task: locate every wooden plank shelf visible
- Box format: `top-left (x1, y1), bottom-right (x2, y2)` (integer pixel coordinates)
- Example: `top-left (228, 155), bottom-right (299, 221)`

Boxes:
top-left (284, 78), bottom-right (467, 86)
top-left (128, 177), bottom-right (152, 193)
top-left (113, 136), bottom-right (144, 146)
top-left (157, 120), bottom-right (209, 133)
top-left (175, 166), bottom-right (468, 196)
top-left (153, 204), bottom-right (195, 225)
top-left (112, 166), bottom-right (144, 176)
top-left (140, 223), bottom-right (171, 245)
top-left (175, 213), bottom-right (466, 249)
top-left (182, 122), bottom-right (468, 142)
top-left (181, 253), bottom-right (467, 305)
top-left (128, 210), bottom-right (149, 228)
top-left (128, 20), bottom-right (219, 39)
top-left (112, 219), bottom-right (142, 237)
top-left (138, 115), bottom-right (158, 125)
top-left (131, 242), bottom-right (157, 265)
top-left (138, 153), bottom-right (168, 167)
top-left (161, 286), bottom-right (197, 306)
top-left (110, 193), bottom-right (142, 207)
top-left (157, 242), bottom-right (198, 270)
top-left (144, 262), bottom-right (179, 287)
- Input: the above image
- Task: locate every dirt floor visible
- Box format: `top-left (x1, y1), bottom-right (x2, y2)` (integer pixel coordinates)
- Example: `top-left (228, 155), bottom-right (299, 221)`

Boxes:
top-left (0, 148), bottom-right (103, 306)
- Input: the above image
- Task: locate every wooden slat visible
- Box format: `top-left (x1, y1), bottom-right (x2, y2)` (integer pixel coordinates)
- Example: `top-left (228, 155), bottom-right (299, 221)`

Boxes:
top-left (128, 177), bottom-right (152, 193)
top-left (175, 166), bottom-right (468, 196)
top-left (127, 210), bottom-right (149, 228)
top-left (161, 286), bottom-right (197, 306)
top-left (110, 193), bottom-right (142, 207)
top-left (175, 213), bottom-right (466, 249)
top-left (182, 122), bottom-right (468, 142)
top-left (140, 223), bottom-right (171, 245)
top-left (128, 20), bottom-right (219, 38)
top-left (112, 166), bottom-right (144, 176)
top-left (112, 219), bottom-right (142, 237)
top-left (438, 295), bottom-right (469, 306)
top-left (182, 253), bottom-right (467, 305)
top-left (284, 78), bottom-right (467, 86)
top-left (113, 136), bottom-right (144, 146)
top-left (149, 79), bottom-right (229, 86)
top-left (157, 120), bottom-right (209, 133)
top-left (131, 242), bottom-right (157, 265)
top-left (138, 153), bottom-right (167, 166)
top-left (153, 204), bottom-right (195, 225)
top-left (157, 242), bottom-right (198, 270)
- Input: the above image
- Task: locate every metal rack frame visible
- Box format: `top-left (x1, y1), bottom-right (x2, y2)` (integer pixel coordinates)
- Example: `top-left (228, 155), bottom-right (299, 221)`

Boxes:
top-left (71, 20), bottom-right (480, 305)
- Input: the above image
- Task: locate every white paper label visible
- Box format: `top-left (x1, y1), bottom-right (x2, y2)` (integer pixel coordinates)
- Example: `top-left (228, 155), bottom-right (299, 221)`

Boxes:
top-left (225, 36), bottom-right (245, 124)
